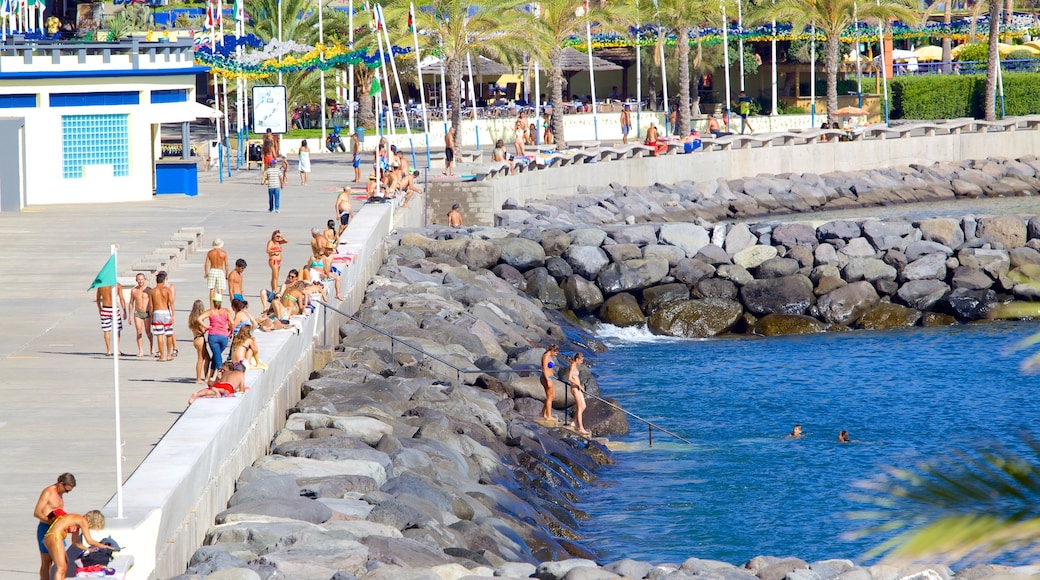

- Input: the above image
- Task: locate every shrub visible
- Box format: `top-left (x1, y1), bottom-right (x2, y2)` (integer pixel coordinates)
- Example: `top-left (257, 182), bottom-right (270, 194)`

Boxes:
top-left (779, 104), bottom-right (806, 115)
top-left (955, 43), bottom-right (989, 63)
top-left (890, 72), bottom-right (1040, 119)
top-left (1006, 49), bottom-right (1037, 61)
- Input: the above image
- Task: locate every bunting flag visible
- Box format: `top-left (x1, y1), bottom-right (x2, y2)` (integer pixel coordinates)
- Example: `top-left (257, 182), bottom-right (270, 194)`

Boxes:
top-left (407, 5), bottom-right (413, 32)
top-left (89, 255), bottom-right (117, 290)
top-left (233, 0), bottom-right (243, 24)
top-left (206, 2), bottom-right (221, 30)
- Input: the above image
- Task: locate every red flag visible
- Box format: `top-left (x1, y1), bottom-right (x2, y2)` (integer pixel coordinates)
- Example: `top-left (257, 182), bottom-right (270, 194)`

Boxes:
top-left (407, 6), bottom-right (413, 32)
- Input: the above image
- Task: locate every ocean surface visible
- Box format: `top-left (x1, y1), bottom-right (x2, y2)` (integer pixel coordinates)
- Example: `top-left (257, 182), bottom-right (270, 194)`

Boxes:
top-left (578, 321), bottom-right (1040, 566)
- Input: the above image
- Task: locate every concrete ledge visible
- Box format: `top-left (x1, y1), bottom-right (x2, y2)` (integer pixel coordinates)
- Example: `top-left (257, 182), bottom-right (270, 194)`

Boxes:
top-left (102, 204), bottom-right (396, 579)
top-left (169, 233), bottom-right (198, 254)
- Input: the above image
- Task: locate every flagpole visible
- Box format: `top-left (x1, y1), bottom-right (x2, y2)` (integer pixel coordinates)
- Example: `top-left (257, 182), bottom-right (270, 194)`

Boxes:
top-left (635, 21), bottom-right (642, 138)
top-left (374, 28), bottom-right (385, 196)
top-left (466, 53), bottom-right (480, 150)
top-left (277, 0), bottom-right (283, 86)
top-left (534, 60), bottom-right (541, 145)
top-left (877, 0), bottom-right (889, 126)
top-left (319, 0), bottom-right (327, 148)
top-left (376, 4), bottom-right (414, 167)
top-left (410, 1), bottom-right (431, 169)
top-left (440, 58), bottom-right (448, 134)
top-left (582, 3), bottom-right (599, 142)
top-left (810, 23), bottom-right (816, 126)
top-left (375, 14), bottom-right (396, 141)
top-left (211, 0), bottom-right (223, 184)
top-left (235, 0), bottom-right (244, 169)
top-left (737, 0), bottom-right (744, 92)
top-left (722, 3), bottom-right (732, 132)
top-left (770, 1), bottom-right (778, 115)
top-left (110, 245), bottom-right (125, 519)
top-left (348, 1), bottom-right (355, 136)
top-left (660, 31), bottom-right (668, 131)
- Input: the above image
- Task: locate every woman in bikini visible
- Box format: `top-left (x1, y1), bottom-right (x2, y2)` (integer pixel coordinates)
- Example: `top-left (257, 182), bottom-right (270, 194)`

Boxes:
top-left (513, 112), bottom-right (527, 158)
top-left (230, 325), bottom-right (261, 370)
top-left (188, 299), bottom-right (210, 384)
top-left (266, 230), bottom-right (288, 293)
top-left (566, 352), bottom-right (591, 436)
top-left (43, 512), bottom-right (112, 579)
top-left (491, 139), bottom-right (516, 175)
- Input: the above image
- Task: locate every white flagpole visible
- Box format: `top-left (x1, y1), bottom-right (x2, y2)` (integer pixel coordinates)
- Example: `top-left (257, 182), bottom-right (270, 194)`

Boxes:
top-left (770, 0), bottom-right (778, 115)
top-left (348, 2), bottom-right (355, 136)
top-left (212, 1), bottom-right (223, 182)
top-left (236, 5), bottom-right (244, 168)
top-left (377, 4), bottom-right (413, 153)
top-left (635, 23), bottom-right (642, 137)
top-left (466, 52), bottom-right (479, 149)
top-left (410, 2), bottom-right (431, 168)
top-left (375, 18), bottom-right (395, 138)
top-left (440, 58), bottom-right (448, 132)
top-left (810, 24), bottom-right (816, 125)
top-left (877, 0), bottom-right (889, 125)
top-left (584, 13), bottom-right (599, 140)
top-left (722, 4), bottom-right (732, 131)
top-left (319, 0), bottom-right (327, 147)
top-left (110, 244), bottom-right (124, 519)
top-left (737, 0), bottom-right (744, 91)
top-left (534, 60), bottom-right (541, 145)
top-left (277, 0), bottom-right (283, 85)
top-left (659, 35), bottom-right (668, 125)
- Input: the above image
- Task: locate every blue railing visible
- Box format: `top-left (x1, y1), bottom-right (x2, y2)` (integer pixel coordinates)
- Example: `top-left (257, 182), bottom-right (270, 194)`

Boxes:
top-left (891, 58), bottom-right (1040, 75)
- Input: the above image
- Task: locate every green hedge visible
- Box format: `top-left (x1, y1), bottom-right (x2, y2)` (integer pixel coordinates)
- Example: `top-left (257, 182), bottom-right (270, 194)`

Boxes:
top-left (890, 72), bottom-right (1040, 119)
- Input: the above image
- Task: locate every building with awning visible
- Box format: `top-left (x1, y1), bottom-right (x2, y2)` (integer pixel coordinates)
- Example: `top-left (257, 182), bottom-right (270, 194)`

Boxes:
top-left (0, 37), bottom-right (210, 210)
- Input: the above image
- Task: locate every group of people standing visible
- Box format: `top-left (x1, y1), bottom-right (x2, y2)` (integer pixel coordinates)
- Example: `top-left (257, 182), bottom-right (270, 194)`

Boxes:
top-left (33, 473), bottom-right (115, 580)
top-left (540, 344), bottom-right (593, 437)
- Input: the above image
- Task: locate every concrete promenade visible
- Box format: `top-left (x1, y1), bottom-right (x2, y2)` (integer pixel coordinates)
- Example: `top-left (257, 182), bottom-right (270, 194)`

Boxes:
top-left (0, 154), bottom-right (402, 578)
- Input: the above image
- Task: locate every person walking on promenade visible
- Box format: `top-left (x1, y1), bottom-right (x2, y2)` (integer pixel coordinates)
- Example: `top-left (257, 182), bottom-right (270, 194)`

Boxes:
top-left (266, 230), bottom-right (288, 293)
top-left (198, 294), bottom-right (233, 381)
top-left (204, 239), bottom-right (229, 302)
top-left (95, 280), bottom-right (125, 356)
top-left (351, 129), bottom-right (362, 183)
top-left (127, 273), bottom-right (154, 357)
top-left (34, 473), bottom-right (75, 580)
top-left (620, 104), bottom-right (632, 144)
top-left (150, 271), bottom-right (175, 362)
top-left (298, 139), bottom-right (311, 186)
top-left (335, 188), bottom-right (353, 234)
top-left (443, 127), bottom-right (456, 177)
top-left (736, 91), bottom-right (754, 135)
top-left (540, 344), bottom-right (559, 422)
top-left (264, 158), bottom-right (284, 213)
top-left (567, 352), bottom-right (591, 436)
top-left (42, 511), bottom-right (112, 579)
top-left (188, 299), bottom-right (210, 384)
top-left (228, 258), bottom-right (247, 302)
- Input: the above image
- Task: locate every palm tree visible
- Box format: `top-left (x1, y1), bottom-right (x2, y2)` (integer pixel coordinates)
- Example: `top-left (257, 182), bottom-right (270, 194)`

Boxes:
top-left (755, 0), bottom-right (917, 120)
top-left (531, 0), bottom-right (633, 148)
top-left (383, 0), bottom-right (536, 138)
top-left (852, 434), bottom-right (1040, 564)
top-left (653, 0), bottom-right (721, 135)
top-left (984, 0), bottom-right (1002, 121)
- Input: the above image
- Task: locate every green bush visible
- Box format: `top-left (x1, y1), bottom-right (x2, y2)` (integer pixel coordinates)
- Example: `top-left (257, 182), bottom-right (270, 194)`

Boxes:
top-left (779, 104), bottom-right (807, 115)
top-left (890, 72), bottom-right (1040, 119)
top-left (955, 43), bottom-right (989, 63)
top-left (1006, 49), bottom-right (1037, 61)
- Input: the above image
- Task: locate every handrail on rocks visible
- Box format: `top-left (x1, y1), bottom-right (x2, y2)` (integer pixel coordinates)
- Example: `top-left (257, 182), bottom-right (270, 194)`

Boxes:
top-left (314, 299), bottom-right (691, 446)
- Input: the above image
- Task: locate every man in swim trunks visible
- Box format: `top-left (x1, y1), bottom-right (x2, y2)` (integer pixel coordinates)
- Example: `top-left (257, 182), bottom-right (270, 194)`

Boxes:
top-left (351, 129), bottom-right (362, 182)
top-left (150, 271), bottom-right (175, 362)
top-left (335, 188), bottom-right (353, 236)
top-left (34, 473), bottom-right (75, 580)
top-left (189, 361), bottom-right (248, 403)
top-left (444, 126), bottom-right (456, 177)
top-left (400, 170), bottom-right (423, 209)
top-left (128, 273), bottom-right (154, 357)
top-left (42, 510), bottom-right (112, 579)
top-left (96, 280), bottom-right (126, 356)
top-left (540, 344), bottom-right (559, 422)
top-left (447, 203), bottom-right (463, 227)
top-left (620, 104), bottom-right (632, 145)
top-left (228, 258), bottom-right (247, 302)
top-left (204, 238), bottom-right (230, 302)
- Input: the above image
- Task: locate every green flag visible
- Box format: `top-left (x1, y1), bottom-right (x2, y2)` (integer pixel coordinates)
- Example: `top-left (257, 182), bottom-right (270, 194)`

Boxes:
top-left (89, 254), bottom-right (116, 290)
top-left (371, 77), bottom-right (382, 96)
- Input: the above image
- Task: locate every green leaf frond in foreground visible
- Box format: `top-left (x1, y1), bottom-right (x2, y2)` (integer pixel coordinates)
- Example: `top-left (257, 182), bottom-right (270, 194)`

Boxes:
top-left (849, 435), bottom-right (1040, 565)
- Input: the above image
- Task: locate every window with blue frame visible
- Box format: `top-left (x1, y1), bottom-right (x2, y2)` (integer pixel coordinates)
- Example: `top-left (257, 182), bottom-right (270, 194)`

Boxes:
top-left (62, 114), bottom-right (130, 179)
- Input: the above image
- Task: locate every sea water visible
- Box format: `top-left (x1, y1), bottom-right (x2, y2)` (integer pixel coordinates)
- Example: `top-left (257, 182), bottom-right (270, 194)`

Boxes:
top-left (578, 321), bottom-right (1040, 566)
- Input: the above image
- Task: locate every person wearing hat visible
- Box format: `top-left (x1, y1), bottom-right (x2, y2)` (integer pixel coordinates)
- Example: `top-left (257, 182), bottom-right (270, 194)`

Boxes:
top-left (203, 238), bottom-right (229, 302)
top-left (365, 173), bottom-right (379, 197)
top-left (264, 157), bottom-right (284, 213)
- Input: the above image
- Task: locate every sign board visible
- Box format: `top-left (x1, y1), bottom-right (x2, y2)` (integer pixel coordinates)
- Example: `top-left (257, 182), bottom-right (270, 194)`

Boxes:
top-left (251, 85), bottom-right (287, 135)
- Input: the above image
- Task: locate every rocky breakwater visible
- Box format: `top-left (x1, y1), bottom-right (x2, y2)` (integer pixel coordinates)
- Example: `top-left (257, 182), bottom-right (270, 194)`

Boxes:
top-left (175, 233), bottom-right (637, 579)
top-left (495, 156), bottom-right (1040, 226)
top-left (419, 215), bottom-right (1040, 338)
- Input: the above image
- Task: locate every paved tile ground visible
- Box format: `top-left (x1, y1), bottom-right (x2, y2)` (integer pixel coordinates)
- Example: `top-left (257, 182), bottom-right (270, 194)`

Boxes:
top-left (0, 153), bottom-right (375, 578)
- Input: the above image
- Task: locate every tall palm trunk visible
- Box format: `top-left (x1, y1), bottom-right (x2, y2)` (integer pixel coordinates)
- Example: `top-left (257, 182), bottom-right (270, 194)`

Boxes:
top-left (942, 0), bottom-right (952, 72)
top-left (356, 68), bottom-right (375, 129)
top-left (549, 47), bottom-right (566, 149)
top-left (824, 32), bottom-right (841, 120)
top-left (676, 25), bottom-right (692, 135)
top-left (446, 56), bottom-right (464, 137)
top-left (985, 0), bottom-right (1001, 121)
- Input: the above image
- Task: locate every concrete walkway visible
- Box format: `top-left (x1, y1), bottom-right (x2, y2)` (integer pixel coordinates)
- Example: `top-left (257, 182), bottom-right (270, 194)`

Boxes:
top-left (0, 154), bottom-right (380, 578)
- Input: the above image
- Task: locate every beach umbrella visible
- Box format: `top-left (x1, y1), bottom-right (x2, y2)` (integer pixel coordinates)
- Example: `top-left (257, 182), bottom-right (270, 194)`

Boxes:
top-left (914, 45), bottom-right (944, 62)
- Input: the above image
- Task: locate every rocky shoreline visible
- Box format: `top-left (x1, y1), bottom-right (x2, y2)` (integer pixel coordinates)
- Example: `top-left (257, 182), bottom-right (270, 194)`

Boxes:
top-left (174, 159), bottom-right (1040, 579)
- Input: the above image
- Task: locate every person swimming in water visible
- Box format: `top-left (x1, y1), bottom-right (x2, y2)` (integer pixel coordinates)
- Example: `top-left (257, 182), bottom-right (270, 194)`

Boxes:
top-left (540, 344), bottom-right (559, 422)
top-left (838, 430), bottom-right (850, 443)
top-left (787, 424), bottom-right (803, 438)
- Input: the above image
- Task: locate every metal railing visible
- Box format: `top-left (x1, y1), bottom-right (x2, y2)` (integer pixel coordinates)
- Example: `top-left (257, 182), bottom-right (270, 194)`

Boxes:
top-left (315, 299), bottom-right (690, 446)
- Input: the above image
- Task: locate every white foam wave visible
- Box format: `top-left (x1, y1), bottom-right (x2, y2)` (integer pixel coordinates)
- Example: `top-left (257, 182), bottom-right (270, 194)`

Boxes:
top-left (592, 323), bottom-right (672, 344)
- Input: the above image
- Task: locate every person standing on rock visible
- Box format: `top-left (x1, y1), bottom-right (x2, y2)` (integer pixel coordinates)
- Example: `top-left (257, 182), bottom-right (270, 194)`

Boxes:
top-left (540, 344), bottom-right (560, 422)
top-left (447, 203), bottom-right (463, 227)
top-left (567, 352), bottom-right (591, 436)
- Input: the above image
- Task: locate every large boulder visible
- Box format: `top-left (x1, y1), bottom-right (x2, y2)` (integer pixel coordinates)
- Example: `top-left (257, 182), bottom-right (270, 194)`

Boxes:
top-left (570, 227), bottom-right (608, 247)
top-left (950, 266), bottom-right (994, 290)
top-left (904, 240), bottom-right (954, 261)
top-left (918, 218), bottom-right (964, 249)
top-left (647, 298), bottom-right (744, 338)
top-left (562, 245), bottom-right (611, 280)
top-left (659, 223), bottom-right (711, 256)
top-left (771, 223), bottom-right (817, 248)
top-left (610, 225), bottom-right (658, 246)
top-left (943, 288), bottom-right (998, 321)
top-left (671, 258), bottom-right (717, 285)
top-left (494, 237), bottom-right (546, 270)
top-left (540, 229), bottom-right (572, 257)
top-left (561, 275), bottom-right (604, 313)
top-left (900, 253), bottom-right (948, 282)
top-left (817, 281), bottom-right (880, 325)
top-left (959, 248), bottom-right (1011, 279)
top-left (598, 293), bottom-right (645, 327)
top-left (976, 216), bottom-right (1026, 249)
top-left (817, 220), bottom-right (861, 241)
top-left (857, 303), bottom-right (921, 330)
top-left (739, 275), bottom-right (815, 316)
top-left (596, 258), bottom-right (669, 294)
top-left (643, 244), bottom-right (687, 267)
top-left (896, 280), bottom-right (950, 311)
top-left (642, 283), bottom-right (692, 314)
top-left (861, 220), bottom-right (914, 251)
top-left (725, 223), bottom-right (758, 255)
top-left (524, 268), bottom-right (568, 309)
top-left (753, 314), bottom-right (827, 336)
top-left (843, 258), bottom-right (897, 282)
top-left (756, 257), bottom-right (801, 279)
top-left (733, 245), bottom-right (779, 269)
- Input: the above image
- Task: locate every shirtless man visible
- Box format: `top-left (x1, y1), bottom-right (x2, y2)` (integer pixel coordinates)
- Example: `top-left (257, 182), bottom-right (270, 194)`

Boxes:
top-left (228, 258), bottom-right (247, 302)
top-left (443, 127), bottom-right (456, 177)
top-left (34, 473), bottom-right (75, 580)
top-left (204, 239), bottom-right (230, 301)
top-left (447, 203), bottom-right (463, 227)
top-left (350, 129), bottom-right (362, 182)
top-left (620, 104), bottom-right (632, 144)
top-left (335, 187), bottom-right (353, 234)
top-left (365, 174), bottom-right (379, 198)
top-left (42, 511), bottom-right (112, 579)
top-left (127, 273), bottom-right (154, 357)
top-left (188, 361), bottom-right (248, 403)
top-left (540, 344), bottom-right (559, 422)
top-left (400, 170), bottom-right (423, 208)
top-left (96, 281), bottom-right (126, 356)
top-left (150, 271), bottom-right (175, 362)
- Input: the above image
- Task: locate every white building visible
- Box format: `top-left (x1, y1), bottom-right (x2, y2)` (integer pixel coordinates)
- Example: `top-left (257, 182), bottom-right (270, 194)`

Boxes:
top-left (0, 37), bottom-right (211, 211)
